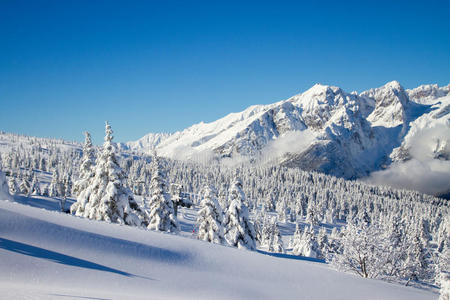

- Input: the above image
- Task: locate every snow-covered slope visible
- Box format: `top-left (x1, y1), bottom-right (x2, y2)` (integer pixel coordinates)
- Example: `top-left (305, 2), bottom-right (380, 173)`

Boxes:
top-left (0, 199), bottom-right (436, 300)
top-left (0, 131), bottom-right (82, 155)
top-left (129, 81), bottom-right (450, 180)
top-left (368, 94), bottom-right (450, 197)
top-left (125, 132), bottom-right (172, 152)
top-left (407, 84), bottom-right (450, 104)
top-left (361, 80), bottom-right (408, 128)
top-left (391, 94), bottom-right (450, 162)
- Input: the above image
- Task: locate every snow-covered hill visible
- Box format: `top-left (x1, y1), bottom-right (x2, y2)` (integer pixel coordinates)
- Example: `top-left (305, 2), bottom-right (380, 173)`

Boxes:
top-left (128, 81), bottom-right (450, 180)
top-left (0, 199), bottom-right (437, 300)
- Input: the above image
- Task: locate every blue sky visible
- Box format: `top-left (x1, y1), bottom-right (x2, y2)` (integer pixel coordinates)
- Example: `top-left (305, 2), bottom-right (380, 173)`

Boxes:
top-left (1, 0), bottom-right (449, 143)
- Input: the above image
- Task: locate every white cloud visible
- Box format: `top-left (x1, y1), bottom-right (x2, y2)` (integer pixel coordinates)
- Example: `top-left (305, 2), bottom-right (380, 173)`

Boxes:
top-left (258, 130), bottom-right (316, 164)
top-left (366, 123), bottom-right (450, 196)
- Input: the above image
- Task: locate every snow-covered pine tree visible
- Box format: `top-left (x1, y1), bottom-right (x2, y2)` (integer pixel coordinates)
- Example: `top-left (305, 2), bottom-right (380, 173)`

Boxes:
top-left (7, 176), bottom-right (18, 195)
top-left (440, 275), bottom-right (450, 300)
top-left (437, 218), bottom-right (449, 254)
top-left (71, 122), bottom-right (143, 226)
top-left (196, 185), bottom-right (225, 244)
top-left (19, 172), bottom-right (31, 195)
top-left (72, 132), bottom-right (96, 197)
top-left (217, 184), bottom-right (228, 213)
top-left (292, 225), bottom-right (319, 258)
top-left (260, 214), bottom-right (273, 248)
top-left (30, 174), bottom-right (41, 195)
top-left (63, 171), bottom-right (72, 198)
top-left (268, 218), bottom-right (284, 253)
top-left (276, 198), bottom-right (288, 223)
top-left (437, 245), bottom-right (450, 300)
top-left (145, 156), bottom-right (178, 232)
top-left (382, 215), bottom-right (409, 278)
top-left (223, 178), bottom-right (256, 250)
top-left (317, 227), bottom-right (329, 259)
top-left (0, 168), bottom-right (11, 200)
top-left (291, 223), bottom-right (303, 252)
top-left (48, 169), bottom-right (59, 197)
top-left (306, 200), bottom-right (320, 226)
top-left (404, 228), bottom-right (430, 284)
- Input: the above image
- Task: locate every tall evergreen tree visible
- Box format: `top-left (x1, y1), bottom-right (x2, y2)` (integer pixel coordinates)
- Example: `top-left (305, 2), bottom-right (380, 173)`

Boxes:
top-left (30, 174), bottom-right (41, 195)
top-left (71, 122), bottom-right (143, 226)
top-left (72, 132), bottom-right (96, 197)
top-left (145, 156), bottom-right (178, 232)
top-left (7, 176), bottom-right (18, 195)
top-left (0, 169), bottom-right (11, 200)
top-left (48, 169), bottom-right (60, 197)
top-left (223, 178), bottom-right (256, 250)
top-left (196, 185), bottom-right (225, 244)
top-left (268, 218), bottom-right (284, 253)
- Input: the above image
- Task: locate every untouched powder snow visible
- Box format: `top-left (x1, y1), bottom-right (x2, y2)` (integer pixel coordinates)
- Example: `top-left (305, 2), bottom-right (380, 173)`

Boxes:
top-left (0, 200), bottom-right (437, 300)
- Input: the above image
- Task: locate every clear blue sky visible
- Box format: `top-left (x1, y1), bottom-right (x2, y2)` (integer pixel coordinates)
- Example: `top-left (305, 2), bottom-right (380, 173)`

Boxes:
top-left (1, 0), bottom-right (449, 144)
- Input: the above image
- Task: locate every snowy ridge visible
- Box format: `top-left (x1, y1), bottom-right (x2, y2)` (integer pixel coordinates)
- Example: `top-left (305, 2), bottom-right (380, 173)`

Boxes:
top-left (129, 81), bottom-right (450, 181)
top-left (125, 132), bottom-right (172, 152)
top-left (0, 200), bottom-right (436, 300)
top-left (361, 80), bottom-right (408, 128)
top-left (407, 84), bottom-right (450, 104)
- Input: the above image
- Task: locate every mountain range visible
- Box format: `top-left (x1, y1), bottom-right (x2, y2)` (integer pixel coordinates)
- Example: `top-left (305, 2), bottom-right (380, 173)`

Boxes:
top-left (125, 81), bottom-right (450, 183)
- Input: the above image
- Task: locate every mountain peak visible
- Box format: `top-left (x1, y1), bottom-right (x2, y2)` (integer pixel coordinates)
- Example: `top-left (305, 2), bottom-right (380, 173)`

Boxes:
top-left (303, 83), bottom-right (340, 95)
top-left (383, 80), bottom-right (403, 90)
top-left (361, 81), bottom-right (409, 128)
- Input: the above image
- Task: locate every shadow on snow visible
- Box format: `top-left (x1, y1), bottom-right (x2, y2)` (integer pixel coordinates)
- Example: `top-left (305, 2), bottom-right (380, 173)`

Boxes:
top-left (0, 237), bottom-right (142, 278)
top-left (257, 249), bottom-right (326, 263)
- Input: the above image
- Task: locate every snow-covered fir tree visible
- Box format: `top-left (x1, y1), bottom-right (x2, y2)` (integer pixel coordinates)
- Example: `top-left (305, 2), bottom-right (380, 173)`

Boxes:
top-left (306, 200), bottom-right (320, 226)
top-left (223, 178), bottom-right (256, 250)
top-left (404, 229), bottom-right (430, 284)
top-left (437, 244), bottom-right (450, 300)
top-left (19, 173), bottom-right (31, 195)
top-left (63, 171), bottom-right (72, 198)
top-left (196, 185), bottom-right (225, 244)
top-left (0, 168), bottom-right (11, 200)
top-left (48, 169), bottom-right (60, 197)
top-left (290, 223), bottom-right (303, 251)
top-left (72, 132), bottom-right (96, 197)
top-left (30, 174), bottom-right (41, 195)
top-left (7, 176), bottom-right (18, 195)
top-left (70, 122), bottom-right (143, 226)
top-left (258, 214), bottom-right (273, 248)
top-left (276, 198), bottom-right (288, 223)
top-left (317, 227), bottom-right (329, 259)
top-left (267, 218), bottom-right (284, 253)
top-left (292, 225), bottom-right (319, 258)
top-left (145, 156), bottom-right (178, 232)
top-left (217, 184), bottom-right (228, 213)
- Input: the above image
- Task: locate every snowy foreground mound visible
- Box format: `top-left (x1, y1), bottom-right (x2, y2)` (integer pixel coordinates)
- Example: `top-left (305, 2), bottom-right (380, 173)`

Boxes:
top-left (0, 200), bottom-right (436, 300)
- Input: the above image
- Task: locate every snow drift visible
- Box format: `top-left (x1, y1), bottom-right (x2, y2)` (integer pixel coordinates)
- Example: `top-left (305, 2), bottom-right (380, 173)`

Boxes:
top-left (0, 200), bottom-right (436, 300)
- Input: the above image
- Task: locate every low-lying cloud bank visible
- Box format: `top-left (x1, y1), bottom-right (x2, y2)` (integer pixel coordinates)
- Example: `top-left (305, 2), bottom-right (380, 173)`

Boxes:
top-left (366, 124), bottom-right (450, 197)
top-left (258, 130), bottom-right (315, 165)
top-left (367, 159), bottom-right (450, 197)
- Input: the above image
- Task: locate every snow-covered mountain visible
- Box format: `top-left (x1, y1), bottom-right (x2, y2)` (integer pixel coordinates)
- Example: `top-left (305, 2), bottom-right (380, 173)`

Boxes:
top-left (127, 81), bottom-right (450, 179)
top-left (125, 132), bottom-right (171, 152)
